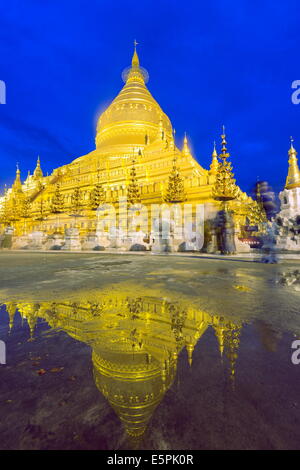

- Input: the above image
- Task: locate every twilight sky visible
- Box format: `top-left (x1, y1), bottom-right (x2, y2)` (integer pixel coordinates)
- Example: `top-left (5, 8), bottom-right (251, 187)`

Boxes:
top-left (0, 0), bottom-right (299, 194)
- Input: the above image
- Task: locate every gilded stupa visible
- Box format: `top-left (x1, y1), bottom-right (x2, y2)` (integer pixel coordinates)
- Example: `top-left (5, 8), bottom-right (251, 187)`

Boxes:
top-left (276, 138), bottom-right (300, 250)
top-left (0, 43), bottom-right (263, 249)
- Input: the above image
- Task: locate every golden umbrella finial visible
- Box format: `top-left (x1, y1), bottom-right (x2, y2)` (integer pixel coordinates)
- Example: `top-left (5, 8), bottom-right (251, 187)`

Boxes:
top-left (290, 136), bottom-right (294, 149)
top-left (132, 40), bottom-right (140, 67)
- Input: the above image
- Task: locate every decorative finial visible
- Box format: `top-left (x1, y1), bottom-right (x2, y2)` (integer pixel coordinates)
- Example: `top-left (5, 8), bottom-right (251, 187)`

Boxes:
top-left (132, 40), bottom-right (140, 67)
top-left (210, 141), bottom-right (218, 174)
top-left (290, 136), bottom-right (294, 149)
top-left (182, 132), bottom-right (191, 156)
top-left (220, 126), bottom-right (228, 157)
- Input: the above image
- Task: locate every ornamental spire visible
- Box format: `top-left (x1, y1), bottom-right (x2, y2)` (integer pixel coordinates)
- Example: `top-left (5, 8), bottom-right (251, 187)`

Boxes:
top-left (212, 127), bottom-right (238, 202)
top-left (210, 141), bottom-right (219, 174)
top-left (132, 39), bottom-right (139, 67)
top-left (285, 137), bottom-right (300, 189)
top-left (33, 155), bottom-right (43, 180)
top-left (124, 40), bottom-right (147, 85)
top-left (221, 125), bottom-right (229, 159)
top-left (12, 163), bottom-right (22, 192)
top-left (182, 132), bottom-right (191, 157)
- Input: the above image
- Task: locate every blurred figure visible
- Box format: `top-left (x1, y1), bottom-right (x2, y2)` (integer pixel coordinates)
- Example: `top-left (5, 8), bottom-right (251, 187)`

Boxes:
top-left (260, 220), bottom-right (278, 263)
top-left (253, 180), bottom-right (278, 221)
top-left (214, 209), bottom-right (236, 255)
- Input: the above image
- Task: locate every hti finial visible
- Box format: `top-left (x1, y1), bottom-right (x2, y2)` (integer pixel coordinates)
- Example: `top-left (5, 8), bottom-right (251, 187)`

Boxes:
top-left (290, 136), bottom-right (294, 148)
top-left (221, 126), bottom-right (228, 156)
top-left (131, 40), bottom-right (140, 67)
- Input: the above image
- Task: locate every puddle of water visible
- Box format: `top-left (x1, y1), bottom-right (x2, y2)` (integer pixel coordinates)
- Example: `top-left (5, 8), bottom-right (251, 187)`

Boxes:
top-left (0, 276), bottom-right (300, 450)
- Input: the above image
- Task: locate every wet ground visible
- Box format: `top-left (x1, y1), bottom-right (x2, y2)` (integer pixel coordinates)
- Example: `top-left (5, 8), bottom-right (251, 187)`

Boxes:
top-left (0, 251), bottom-right (300, 450)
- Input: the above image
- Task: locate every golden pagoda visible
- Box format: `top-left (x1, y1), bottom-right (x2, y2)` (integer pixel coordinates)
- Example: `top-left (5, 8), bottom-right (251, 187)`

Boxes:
top-left (0, 43), bottom-right (261, 249)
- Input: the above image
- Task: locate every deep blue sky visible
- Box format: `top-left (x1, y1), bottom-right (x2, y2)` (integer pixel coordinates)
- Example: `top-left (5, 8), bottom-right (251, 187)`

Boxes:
top-left (0, 0), bottom-right (300, 194)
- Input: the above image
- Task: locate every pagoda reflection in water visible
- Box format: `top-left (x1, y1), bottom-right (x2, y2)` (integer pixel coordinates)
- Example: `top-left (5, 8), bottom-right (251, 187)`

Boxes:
top-left (4, 292), bottom-right (242, 439)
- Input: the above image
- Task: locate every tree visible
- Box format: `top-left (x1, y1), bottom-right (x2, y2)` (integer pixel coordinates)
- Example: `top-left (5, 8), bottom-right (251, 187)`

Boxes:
top-left (90, 181), bottom-right (105, 210)
top-left (70, 186), bottom-right (82, 216)
top-left (50, 183), bottom-right (64, 214)
top-left (20, 196), bottom-right (32, 219)
top-left (127, 158), bottom-right (141, 205)
top-left (164, 157), bottom-right (186, 203)
top-left (212, 131), bottom-right (238, 203)
top-left (35, 197), bottom-right (48, 221)
top-left (0, 190), bottom-right (11, 226)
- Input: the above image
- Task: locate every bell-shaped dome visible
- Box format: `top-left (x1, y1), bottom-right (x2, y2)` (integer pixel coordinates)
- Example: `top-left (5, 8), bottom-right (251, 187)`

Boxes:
top-left (95, 46), bottom-right (173, 152)
top-left (93, 349), bottom-right (176, 438)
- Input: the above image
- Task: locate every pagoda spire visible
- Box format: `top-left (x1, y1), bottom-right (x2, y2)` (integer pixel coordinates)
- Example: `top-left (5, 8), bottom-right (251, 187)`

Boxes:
top-left (210, 141), bottom-right (219, 174)
top-left (182, 132), bottom-right (191, 157)
top-left (285, 137), bottom-right (300, 189)
top-left (212, 127), bottom-right (238, 202)
top-left (125, 40), bottom-right (146, 85)
top-left (12, 163), bottom-right (22, 192)
top-left (33, 155), bottom-right (43, 180)
top-left (132, 39), bottom-right (140, 67)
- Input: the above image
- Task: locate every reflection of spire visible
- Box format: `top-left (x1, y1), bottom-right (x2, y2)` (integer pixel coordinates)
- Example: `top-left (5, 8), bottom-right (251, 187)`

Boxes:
top-left (224, 323), bottom-right (241, 391)
top-left (213, 323), bottom-right (227, 357)
top-left (6, 303), bottom-right (17, 333)
top-left (285, 137), bottom-right (300, 189)
top-left (186, 342), bottom-right (194, 367)
top-left (17, 303), bottom-right (39, 340)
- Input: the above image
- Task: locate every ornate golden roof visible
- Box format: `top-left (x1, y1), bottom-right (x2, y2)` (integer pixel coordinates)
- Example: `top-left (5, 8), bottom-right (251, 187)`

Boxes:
top-left (95, 45), bottom-right (173, 152)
